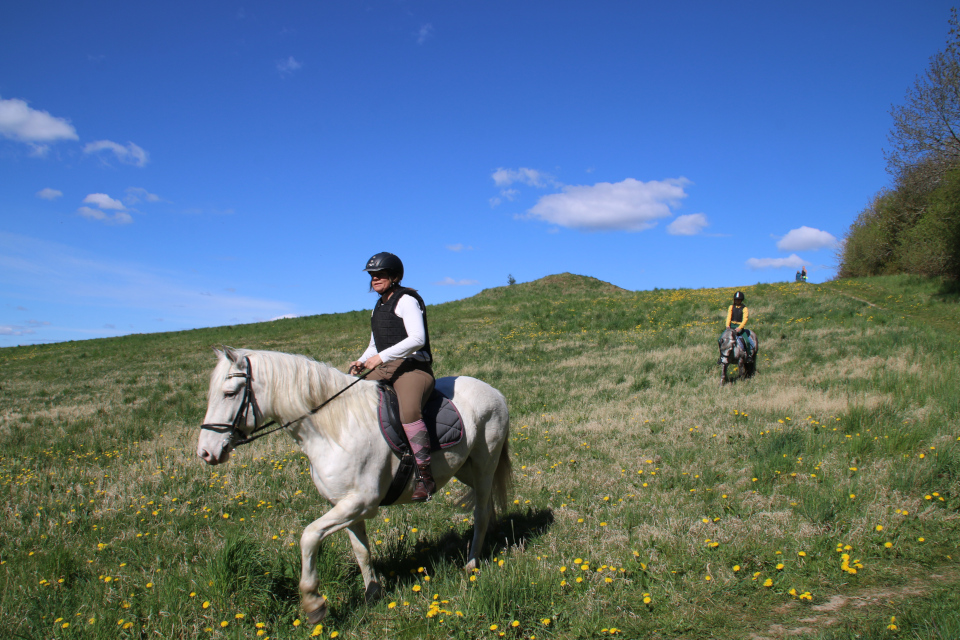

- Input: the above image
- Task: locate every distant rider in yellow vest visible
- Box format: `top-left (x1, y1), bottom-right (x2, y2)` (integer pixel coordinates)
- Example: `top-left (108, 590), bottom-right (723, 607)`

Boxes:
top-left (725, 291), bottom-right (754, 361)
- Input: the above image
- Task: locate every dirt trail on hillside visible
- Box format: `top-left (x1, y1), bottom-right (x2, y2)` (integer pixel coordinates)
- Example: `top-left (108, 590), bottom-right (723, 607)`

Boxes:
top-left (747, 568), bottom-right (959, 639)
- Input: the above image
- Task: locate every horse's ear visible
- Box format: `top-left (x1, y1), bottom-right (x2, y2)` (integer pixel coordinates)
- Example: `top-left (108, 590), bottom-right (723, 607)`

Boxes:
top-left (213, 346), bottom-right (224, 359)
top-left (223, 346), bottom-right (240, 364)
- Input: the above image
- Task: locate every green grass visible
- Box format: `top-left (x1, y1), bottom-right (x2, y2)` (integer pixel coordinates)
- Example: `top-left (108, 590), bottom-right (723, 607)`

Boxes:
top-left (1, 273), bottom-right (959, 639)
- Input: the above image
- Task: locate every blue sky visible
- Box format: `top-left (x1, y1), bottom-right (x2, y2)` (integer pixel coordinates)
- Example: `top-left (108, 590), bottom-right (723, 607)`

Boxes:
top-left (1, 1), bottom-right (954, 347)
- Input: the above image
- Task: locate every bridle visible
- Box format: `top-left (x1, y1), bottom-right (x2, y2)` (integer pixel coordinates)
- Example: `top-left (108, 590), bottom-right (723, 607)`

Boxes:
top-left (199, 355), bottom-right (374, 449)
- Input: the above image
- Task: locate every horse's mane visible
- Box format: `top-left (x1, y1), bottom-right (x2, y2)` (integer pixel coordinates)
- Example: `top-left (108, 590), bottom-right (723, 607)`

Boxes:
top-left (235, 348), bottom-right (379, 442)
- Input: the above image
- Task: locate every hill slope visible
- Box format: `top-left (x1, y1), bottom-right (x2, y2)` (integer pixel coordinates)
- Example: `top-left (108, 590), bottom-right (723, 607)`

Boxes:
top-left (1, 274), bottom-right (958, 639)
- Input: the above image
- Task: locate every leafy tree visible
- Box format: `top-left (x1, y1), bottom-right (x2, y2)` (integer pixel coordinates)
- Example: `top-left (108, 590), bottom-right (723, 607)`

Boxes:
top-left (886, 8), bottom-right (960, 183)
top-left (839, 9), bottom-right (960, 280)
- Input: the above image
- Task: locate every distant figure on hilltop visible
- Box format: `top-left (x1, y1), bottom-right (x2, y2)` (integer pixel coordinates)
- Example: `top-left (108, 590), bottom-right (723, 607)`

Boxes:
top-left (801, 266), bottom-right (807, 282)
top-left (725, 291), bottom-right (754, 360)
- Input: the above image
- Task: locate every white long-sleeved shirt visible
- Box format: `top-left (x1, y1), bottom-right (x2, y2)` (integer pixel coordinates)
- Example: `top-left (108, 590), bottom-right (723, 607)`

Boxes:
top-left (359, 293), bottom-right (430, 364)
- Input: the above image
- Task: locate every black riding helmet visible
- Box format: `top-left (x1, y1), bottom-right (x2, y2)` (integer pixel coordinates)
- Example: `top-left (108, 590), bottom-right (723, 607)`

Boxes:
top-left (363, 252), bottom-right (404, 281)
top-left (734, 291), bottom-right (745, 304)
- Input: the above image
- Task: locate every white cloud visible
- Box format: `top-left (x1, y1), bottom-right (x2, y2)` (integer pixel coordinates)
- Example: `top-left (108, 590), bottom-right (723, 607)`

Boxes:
top-left (0, 324), bottom-right (35, 336)
top-left (270, 314), bottom-right (299, 321)
top-left (745, 254), bottom-right (805, 270)
top-left (667, 213), bottom-right (708, 236)
top-left (434, 277), bottom-right (480, 286)
top-left (83, 193), bottom-right (125, 210)
top-left (499, 188), bottom-right (519, 202)
top-left (492, 167), bottom-right (556, 188)
top-left (0, 97), bottom-right (78, 143)
top-left (78, 206), bottom-right (133, 225)
top-left (526, 177), bottom-right (690, 232)
top-left (83, 140), bottom-right (149, 167)
top-left (0, 231), bottom-right (296, 330)
top-left (277, 56), bottom-right (302, 76)
top-left (417, 23), bottom-right (434, 44)
top-left (37, 188), bottom-right (63, 200)
top-left (446, 244), bottom-right (473, 252)
top-left (776, 226), bottom-right (838, 252)
top-left (125, 187), bottom-right (162, 205)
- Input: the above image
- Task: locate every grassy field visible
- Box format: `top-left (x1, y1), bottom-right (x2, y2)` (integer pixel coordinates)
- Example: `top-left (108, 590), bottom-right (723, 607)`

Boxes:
top-left (1, 273), bottom-right (958, 639)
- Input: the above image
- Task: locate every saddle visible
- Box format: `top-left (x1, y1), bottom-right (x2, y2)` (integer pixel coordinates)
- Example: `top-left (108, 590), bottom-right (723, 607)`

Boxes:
top-left (375, 382), bottom-right (464, 505)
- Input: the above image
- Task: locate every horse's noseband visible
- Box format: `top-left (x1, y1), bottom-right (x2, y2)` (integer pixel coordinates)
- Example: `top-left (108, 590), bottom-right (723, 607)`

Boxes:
top-left (199, 356), bottom-right (266, 448)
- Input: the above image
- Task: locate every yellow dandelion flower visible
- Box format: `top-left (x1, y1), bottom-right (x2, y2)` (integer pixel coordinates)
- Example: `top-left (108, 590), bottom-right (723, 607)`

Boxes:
top-left (202, 601), bottom-right (211, 609)
top-left (763, 578), bottom-right (773, 587)
top-left (490, 624), bottom-right (498, 630)
top-left (220, 621), bottom-right (229, 628)
top-left (511, 621), bottom-right (520, 627)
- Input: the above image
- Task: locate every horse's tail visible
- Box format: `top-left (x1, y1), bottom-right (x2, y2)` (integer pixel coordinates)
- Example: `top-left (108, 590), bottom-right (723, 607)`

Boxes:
top-left (491, 439), bottom-right (513, 514)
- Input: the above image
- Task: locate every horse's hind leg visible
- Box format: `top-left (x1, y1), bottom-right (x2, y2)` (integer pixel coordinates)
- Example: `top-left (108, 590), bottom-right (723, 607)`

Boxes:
top-left (462, 462), bottom-right (496, 573)
top-left (346, 521), bottom-right (382, 603)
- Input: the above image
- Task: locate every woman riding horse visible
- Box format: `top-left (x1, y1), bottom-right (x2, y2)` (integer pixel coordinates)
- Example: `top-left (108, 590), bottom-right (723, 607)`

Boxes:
top-left (349, 252), bottom-right (437, 501)
top-left (725, 291), bottom-right (754, 361)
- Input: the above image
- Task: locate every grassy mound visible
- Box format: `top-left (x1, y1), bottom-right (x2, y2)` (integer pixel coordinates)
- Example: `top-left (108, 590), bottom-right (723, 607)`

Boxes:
top-left (1, 274), bottom-right (958, 638)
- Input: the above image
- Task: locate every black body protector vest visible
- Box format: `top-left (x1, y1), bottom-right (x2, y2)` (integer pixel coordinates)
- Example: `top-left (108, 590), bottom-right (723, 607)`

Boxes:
top-left (730, 305), bottom-right (745, 325)
top-left (372, 286), bottom-right (433, 361)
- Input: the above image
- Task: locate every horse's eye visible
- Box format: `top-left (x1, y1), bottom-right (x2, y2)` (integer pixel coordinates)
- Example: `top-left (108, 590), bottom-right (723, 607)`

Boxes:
top-left (224, 390), bottom-right (239, 398)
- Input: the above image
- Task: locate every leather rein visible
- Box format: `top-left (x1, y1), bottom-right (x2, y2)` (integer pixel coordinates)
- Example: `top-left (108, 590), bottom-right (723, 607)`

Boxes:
top-left (199, 356), bottom-right (374, 449)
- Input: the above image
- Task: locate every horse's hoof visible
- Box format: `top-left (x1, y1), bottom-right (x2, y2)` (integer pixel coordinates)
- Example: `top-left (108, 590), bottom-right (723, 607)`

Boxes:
top-left (364, 581), bottom-right (382, 604)
top-left (304, 598), bottom-right (328, 625)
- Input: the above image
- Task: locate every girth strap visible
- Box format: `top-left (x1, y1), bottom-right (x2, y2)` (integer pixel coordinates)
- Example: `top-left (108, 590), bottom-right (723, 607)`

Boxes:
top-left (380, 452), bottom-right (416, 506)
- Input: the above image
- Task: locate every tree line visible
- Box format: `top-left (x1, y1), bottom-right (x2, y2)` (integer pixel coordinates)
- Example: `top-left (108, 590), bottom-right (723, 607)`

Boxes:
top-left (838, 9), bottom-right (960, 279)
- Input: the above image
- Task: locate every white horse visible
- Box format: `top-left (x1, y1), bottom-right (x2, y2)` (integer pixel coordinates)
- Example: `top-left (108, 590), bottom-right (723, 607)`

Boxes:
top-left (196, 347), bottom-right (512, 624)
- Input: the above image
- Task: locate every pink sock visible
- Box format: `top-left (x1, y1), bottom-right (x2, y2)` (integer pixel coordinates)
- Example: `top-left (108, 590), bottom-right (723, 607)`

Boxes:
top-left (402, 419), bottom-right (431, 464)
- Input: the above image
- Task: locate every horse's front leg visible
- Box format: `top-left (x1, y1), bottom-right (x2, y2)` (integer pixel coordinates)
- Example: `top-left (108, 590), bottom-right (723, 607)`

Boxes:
top-left (720, 362), bottom-right (728, 386)
top-left (299, 498), bottom-right (371, 624)
top-left (346, 520), bottom-right (382, 603)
